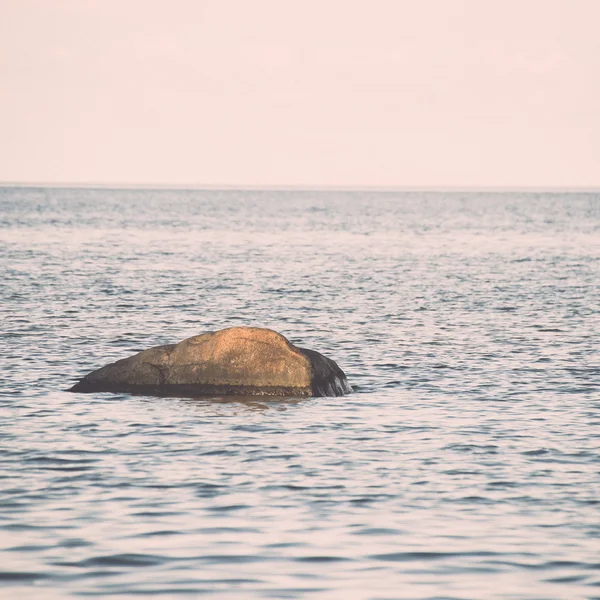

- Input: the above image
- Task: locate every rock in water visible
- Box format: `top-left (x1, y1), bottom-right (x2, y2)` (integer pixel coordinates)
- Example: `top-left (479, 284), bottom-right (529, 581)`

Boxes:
top-left (69, 327), bottom-right (352, 398)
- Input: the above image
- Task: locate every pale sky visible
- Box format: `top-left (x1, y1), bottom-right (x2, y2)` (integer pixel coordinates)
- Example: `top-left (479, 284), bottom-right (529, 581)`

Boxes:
top-left (1, 0), bottom-right (599, 188)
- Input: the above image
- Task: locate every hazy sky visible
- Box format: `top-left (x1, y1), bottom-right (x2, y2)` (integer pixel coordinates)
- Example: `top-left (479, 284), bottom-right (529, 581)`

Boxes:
top-left (1, 0), bottom-right (599, 187)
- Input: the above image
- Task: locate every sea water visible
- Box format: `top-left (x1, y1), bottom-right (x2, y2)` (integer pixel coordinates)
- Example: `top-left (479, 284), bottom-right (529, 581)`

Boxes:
top-left (1, 188), bottom-right (599, 599)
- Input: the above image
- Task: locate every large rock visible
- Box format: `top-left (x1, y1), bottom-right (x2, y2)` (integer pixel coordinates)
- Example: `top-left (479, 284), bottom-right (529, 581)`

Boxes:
top-left (69, 327), bottom-right (351, 398)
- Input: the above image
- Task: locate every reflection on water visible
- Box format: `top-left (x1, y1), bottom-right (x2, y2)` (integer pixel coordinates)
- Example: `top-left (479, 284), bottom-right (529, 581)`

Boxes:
top-left (1, 188), bottom-right (599, 599)
top-left (177, 395), bottom-right (310, 413)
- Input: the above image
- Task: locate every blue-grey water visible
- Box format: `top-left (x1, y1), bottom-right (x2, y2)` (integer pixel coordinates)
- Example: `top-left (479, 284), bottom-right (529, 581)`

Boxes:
top-left (1, 188), bottom-right (599, 599)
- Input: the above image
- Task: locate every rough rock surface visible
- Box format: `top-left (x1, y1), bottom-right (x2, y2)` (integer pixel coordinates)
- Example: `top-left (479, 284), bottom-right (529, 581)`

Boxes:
top-left (69, 327), bottom-right (351, 397)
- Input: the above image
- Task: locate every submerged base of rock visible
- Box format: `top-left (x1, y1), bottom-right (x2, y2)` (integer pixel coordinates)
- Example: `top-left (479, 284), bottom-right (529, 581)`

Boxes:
top-left (69, 327), bottom-right (351, 398)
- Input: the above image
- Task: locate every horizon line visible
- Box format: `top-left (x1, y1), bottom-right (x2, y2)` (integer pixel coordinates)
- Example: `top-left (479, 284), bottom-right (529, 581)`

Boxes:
top-left (1, 181), bottom-right (600, 193)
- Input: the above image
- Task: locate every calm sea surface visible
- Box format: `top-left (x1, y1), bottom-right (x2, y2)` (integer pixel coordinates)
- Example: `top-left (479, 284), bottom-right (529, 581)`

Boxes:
top-left (1, 188), bottom-right (599, 600)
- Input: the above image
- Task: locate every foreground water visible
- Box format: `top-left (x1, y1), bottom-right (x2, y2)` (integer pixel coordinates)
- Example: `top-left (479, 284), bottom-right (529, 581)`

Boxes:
top-left (1, 188), bottom-right (599, 599)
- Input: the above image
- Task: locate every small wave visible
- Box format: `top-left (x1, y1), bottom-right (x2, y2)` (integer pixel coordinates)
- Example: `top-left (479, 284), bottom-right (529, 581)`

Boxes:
top-left (371, 551), bottom-right (501, 562)
top-left (58, 553), bottom-right (167, 568)
top-left (294, 555), bottom-right (352, 563)
top-left (0, 571), bottom-right (49, 582)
